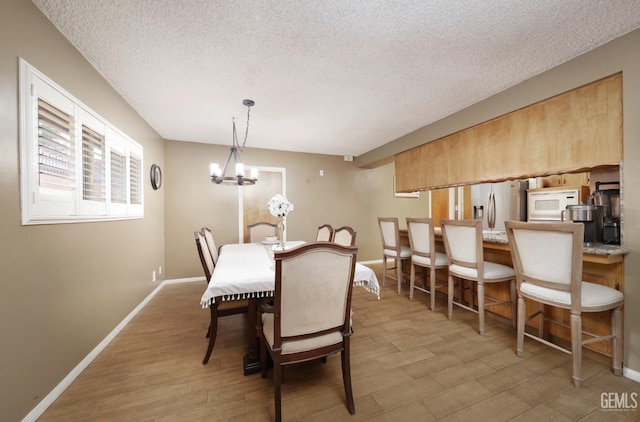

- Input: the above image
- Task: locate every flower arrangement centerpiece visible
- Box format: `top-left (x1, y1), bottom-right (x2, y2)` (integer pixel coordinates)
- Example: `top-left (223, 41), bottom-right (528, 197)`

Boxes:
top-left (268, 194), bottom-right (293, 249)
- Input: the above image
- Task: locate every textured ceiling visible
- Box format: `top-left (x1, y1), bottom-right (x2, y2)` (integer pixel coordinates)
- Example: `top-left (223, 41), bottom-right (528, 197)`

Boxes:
top-left (32, 0), bottom-right (640, 157)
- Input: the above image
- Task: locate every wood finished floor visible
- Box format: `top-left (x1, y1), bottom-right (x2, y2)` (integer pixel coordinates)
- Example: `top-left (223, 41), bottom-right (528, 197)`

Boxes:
top-left (39, 272), bottom-right (639, 421)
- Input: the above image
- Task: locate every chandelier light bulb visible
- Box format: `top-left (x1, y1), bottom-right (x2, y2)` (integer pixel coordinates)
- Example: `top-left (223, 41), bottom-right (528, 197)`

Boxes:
top-left (235, 162), bottom-right (244, 177)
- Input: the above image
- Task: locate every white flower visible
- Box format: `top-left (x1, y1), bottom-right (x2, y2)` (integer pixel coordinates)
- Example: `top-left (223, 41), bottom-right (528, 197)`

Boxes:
top-left (268, 194), bottom-right (293, 218)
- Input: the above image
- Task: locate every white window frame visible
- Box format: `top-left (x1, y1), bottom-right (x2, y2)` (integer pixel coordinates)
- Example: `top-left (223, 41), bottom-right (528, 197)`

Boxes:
top-left (19, 58), bottom-right (144, 225)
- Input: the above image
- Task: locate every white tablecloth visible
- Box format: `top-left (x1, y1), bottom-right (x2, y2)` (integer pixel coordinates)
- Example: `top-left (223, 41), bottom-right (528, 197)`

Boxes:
top-left (200, 241), bottom-right (379, 307)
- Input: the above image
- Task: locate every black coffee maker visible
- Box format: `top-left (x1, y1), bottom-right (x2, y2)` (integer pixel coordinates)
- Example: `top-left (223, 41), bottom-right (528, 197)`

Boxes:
top-left (562, 204), bottom-right (604, 246)
top-left (588, 181), bottom-right (621, 245)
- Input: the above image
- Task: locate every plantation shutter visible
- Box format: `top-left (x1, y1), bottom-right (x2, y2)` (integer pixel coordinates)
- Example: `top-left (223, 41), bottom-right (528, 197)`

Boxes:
top-left (129, 155), bottom-right (142, 205)
top-left (82, 125), bottom-right (106, 201)
top-left (38, 99), bottom-right (75, 191)
top-left (21, 60), bottom-right (144, 224)
top-left (110, 150), bottom-right (126, 204)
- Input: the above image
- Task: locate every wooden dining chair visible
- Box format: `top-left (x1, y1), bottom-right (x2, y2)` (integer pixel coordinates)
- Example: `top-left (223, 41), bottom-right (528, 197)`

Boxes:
top-left (378, 217), bottom-right (412, 295)
top-left (440, 219), bottom-right (516, 335)
top-left (333, 226), bottom-right (357, 246)
top-left (315, 224), bottom-right (334, 242)
top-left (194, 231), bottom-right (248, 364)
top-left (201, 227), bottom-right (219, 266)
top-left (247, 221), bottom-right (277, 243)
top-left (258, 242), bottom-right (358, 422)
top-left (506, 221), bottom-right (624, 387)
top-left (406, 217), bottom-right (448, 311)
top-left (194, 230), bottom-right (215, 282)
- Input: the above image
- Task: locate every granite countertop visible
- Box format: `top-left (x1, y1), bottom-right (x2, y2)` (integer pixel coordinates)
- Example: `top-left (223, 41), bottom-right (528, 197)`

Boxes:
top-left (426, 227), bottom-right (628, 256)
top-left (480, 230), bottom-right (629, 256)
top-left (481, 230), bottom-right (509, 244)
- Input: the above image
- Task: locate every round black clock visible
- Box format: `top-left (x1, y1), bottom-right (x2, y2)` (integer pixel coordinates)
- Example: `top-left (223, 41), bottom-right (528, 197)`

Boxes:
top-left (150, 164), bottom-right (162, 190)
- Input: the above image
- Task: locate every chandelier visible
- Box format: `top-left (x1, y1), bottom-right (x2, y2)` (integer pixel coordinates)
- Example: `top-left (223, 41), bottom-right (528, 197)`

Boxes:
top-left (210, 99), bottom-right (258, 185)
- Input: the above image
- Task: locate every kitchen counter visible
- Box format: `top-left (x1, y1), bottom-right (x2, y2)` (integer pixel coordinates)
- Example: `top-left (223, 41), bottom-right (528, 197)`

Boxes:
top-left (479, 229), bottom-right (628, 257)
top-left (426, 227), bottom-right (629, 261)
top-left (401, 225), bottom-right (625, 357)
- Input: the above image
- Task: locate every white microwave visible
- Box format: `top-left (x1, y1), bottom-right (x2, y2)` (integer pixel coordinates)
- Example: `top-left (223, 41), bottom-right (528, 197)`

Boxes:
top-left (527, 187), bottom-right (589, 222)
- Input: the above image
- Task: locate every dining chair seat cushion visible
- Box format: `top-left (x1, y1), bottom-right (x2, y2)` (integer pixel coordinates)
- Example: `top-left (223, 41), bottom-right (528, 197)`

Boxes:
top-left (520, 281), bottom-right (624, 311)
top-left (449, 261), bottom-right (515, 281)
top-left (412, 251), bottom-right (448, 267)
top-left (262, 313), bottom-right (343, 355)
top-left (383, 246), bottom-right (412, 258)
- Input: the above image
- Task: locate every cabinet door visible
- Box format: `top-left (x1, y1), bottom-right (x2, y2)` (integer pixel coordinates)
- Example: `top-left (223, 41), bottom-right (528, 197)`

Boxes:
top-left (430, 188), bottom-right (450, 227)
top-left (562, 173), bottom-right (590, 186)
top-left (540, 172), bottom-right (590, 187)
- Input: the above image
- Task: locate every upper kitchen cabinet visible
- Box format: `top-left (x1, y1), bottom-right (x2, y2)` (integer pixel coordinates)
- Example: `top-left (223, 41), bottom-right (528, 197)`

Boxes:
top-left (395, 73), bottom-right (622, 192)
top-left (540, 172), bottom-right (590, 188)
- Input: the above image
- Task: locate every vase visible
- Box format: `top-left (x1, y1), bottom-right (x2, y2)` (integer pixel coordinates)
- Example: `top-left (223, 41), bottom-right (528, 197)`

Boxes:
top-left (277, 217), bottom-right (285, 250)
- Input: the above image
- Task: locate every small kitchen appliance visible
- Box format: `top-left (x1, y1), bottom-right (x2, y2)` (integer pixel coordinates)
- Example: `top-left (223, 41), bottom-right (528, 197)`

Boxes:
top-left (527, 186), bottom-right (589, 222)
top-left (562, 204), bottom-right (604, 246)
top-left (587, 181), bottom-right (620, 245)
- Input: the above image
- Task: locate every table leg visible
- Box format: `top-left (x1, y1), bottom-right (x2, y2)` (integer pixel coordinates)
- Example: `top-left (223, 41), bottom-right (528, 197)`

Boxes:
top-left (243, 298), bottom-right (262, 375)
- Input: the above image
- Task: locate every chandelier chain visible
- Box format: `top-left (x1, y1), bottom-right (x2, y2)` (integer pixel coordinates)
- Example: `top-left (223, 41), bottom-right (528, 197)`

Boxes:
top-left (241, 104), bottom-right (251, 149)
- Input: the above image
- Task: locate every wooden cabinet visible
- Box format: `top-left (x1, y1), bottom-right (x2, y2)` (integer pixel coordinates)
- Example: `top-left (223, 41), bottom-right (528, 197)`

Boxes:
top-left (395, 73), bottom-right (622, 192)
top-left (540, 172), bottom-right (590, 187)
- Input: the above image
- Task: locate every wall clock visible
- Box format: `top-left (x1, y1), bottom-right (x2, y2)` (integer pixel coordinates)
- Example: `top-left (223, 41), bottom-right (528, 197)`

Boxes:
top-left (150, 164), bottom-right (162, 190)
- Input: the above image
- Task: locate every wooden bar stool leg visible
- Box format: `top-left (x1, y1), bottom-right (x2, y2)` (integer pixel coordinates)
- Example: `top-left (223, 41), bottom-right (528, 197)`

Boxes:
top-left (396, 258), bottom-right (402, 295)
top-left (448, 274), bottom-right (454, 320)
top-left (477, 281), bottom-right (485, 335)
top-left (612, 307), bottom-right (622, 376)
top-left (409, 263), bottom-right (415, 301)
top-left (509, 279), bottom-right (517, 329)
top-left (516, 296), bottom-right (526, 358)
top-left (382, 256), bottom-right (387, 287)
top-left (429, 268), bottom-right (436, 311)
top-left (570, 312), bottom-right (582, 388)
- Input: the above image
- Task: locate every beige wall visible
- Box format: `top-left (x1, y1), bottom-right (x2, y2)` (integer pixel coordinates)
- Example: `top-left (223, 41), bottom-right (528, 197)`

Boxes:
top-left (358, 29), bottom-right (640, 375)
top-left (0, 1), bottom-right (165, 420)
top-left (3, 1), bottom-right (639, 419)
top-left (164, 140), bottom-right (430, 279)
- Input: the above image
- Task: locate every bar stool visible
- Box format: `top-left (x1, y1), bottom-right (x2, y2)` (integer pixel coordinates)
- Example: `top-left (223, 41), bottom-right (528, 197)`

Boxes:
top-left (406, 217), bottom-right (448, 311)
top-left (378, 217), bottom-right (412, 295)
top-left (505, 221), bottom-right (624, 388)
top-left (440, 218), bottom-right (516, 335)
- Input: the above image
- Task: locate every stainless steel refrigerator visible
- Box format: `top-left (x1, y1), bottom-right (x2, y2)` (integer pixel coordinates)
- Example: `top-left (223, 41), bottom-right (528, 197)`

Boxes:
top-left (470, 180), bottom-right (528, 232)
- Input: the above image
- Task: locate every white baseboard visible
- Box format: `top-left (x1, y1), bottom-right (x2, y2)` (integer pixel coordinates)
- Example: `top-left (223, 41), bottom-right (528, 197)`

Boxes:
top-left (22, 279), bottom-right (177, 422)
top-left (357, 259), bottom-right (383, 266)
top-left (623, 366), bottom-right (640, 383)
top-left (165, 276), bottom-right (205, 284)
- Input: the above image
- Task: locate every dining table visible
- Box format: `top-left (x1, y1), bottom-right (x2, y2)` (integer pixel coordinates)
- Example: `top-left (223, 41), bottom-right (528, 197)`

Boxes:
top-left (200, 240), bottom-right (380, 374)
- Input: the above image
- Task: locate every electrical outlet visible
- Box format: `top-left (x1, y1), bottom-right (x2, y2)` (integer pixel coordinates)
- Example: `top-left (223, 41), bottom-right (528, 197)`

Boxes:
top-left (152, 270), bottom-right (156, 282)
top-left (158, 266), bottom-right (162, 275)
